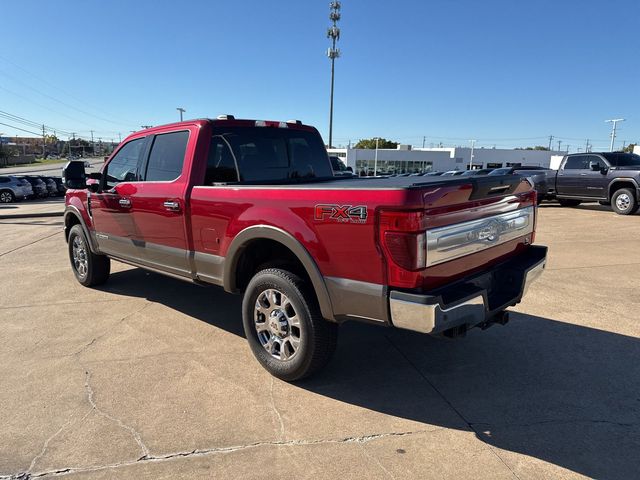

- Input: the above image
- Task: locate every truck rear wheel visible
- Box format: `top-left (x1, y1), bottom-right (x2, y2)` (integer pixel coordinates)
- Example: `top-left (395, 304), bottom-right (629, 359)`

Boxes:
top-left (558, 199), bottom-right (582, 207)
top-left (242, 268), bottom-right (338, 381)
top-left (611, 188), bottom-right (638, 215)
top-left (68, 224), bottom-right (111, 287)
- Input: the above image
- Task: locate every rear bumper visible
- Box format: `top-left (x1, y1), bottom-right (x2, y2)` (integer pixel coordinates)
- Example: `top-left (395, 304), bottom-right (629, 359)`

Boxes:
top-left (389, 245), bottom-right (547, 335)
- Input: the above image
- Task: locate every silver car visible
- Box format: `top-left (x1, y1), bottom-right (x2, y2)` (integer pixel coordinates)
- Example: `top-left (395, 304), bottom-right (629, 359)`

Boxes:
top-left (0, 175), bottom-right (26, 203)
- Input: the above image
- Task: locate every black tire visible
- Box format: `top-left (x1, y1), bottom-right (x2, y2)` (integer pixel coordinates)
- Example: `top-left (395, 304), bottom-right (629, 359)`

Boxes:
top-left (242, 268), bottom-right (338, 381)
top-left (0, 190), bottom-right (15, 203)
top-left (68, 224), bottom-right (110, 287)
top-left (611, 188), bottom-right (638, 215)
top-left (558, 199), bottom-right (582, 207)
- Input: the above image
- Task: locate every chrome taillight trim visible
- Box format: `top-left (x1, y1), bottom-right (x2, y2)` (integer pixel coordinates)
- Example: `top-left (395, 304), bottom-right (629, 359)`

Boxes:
top-left (426, 206), bottom-right (534, 267)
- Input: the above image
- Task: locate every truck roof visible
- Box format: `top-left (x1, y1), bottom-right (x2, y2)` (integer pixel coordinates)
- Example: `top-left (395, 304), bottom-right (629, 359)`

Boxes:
top-left (132, 117), bottom-right (317, 137)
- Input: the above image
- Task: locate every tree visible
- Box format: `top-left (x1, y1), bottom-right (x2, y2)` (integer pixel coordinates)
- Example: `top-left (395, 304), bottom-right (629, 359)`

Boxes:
top-left (518, 146), bottom-right (549, 151)
top-left (354, 138), bottom-right (399, 149)
top-left (623, 143), bottom-right (636, 153)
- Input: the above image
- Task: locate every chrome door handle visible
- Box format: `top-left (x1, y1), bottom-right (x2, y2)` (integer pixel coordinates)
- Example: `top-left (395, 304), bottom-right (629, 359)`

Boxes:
top-left (163, 200), bottom-right (180, 212)
top-left (119, 198), bottom-right (131, 208)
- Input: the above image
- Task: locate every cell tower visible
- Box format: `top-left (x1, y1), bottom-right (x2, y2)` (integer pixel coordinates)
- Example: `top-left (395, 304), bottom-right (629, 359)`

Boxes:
top-left (327, 1), bottom-right (341, 148)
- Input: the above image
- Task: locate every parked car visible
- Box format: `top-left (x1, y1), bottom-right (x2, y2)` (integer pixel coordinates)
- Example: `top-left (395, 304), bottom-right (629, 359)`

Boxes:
top-left (18, 176), bottom-right (48, 198)
top-left (329, 156), bottom-right (353, 176)
top-left (489, 167), bottom-right (552, 204)
top-left (41, 177), bottom-right (59, 196)
top-left (422, 171), bottom-right (444, 176)
top-left (0, 176), bottom-right (26, 203)
top-left (441, 170), bottom-right (465, 177)
top-left (548, 152), bottom-right (640, 215)
top-left (63, 117), bottom-right (546, 380)
top-left (52, 177), bottom-right (67, 196)
top-left (16, 177), bottom-right (34, 198)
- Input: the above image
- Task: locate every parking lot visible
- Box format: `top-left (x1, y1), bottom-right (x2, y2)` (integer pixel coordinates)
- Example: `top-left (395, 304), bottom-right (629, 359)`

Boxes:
top-left (1, 204), bottom-right (639, 479)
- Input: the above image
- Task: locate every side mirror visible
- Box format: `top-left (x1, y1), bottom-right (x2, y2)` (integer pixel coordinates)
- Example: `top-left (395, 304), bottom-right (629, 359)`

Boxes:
top-left (589, 161), bottom-right (600, 171)
top-left (346, 166), bottom-right (353, 172)
top-left (62, 161), bottom-right (86, 189)
top-left (87, 172), bottom-right (103, 193)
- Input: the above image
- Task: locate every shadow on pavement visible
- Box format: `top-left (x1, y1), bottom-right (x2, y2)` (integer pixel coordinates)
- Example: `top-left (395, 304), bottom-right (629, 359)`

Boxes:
top-left (104, 268), bottom-right (639, 480)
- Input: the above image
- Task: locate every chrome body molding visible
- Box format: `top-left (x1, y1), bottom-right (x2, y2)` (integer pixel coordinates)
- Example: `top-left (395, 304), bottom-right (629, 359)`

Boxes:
top-left (426, 206), bottom-right (534, 267)
top-left (390, 245), bottom-right (547, 335)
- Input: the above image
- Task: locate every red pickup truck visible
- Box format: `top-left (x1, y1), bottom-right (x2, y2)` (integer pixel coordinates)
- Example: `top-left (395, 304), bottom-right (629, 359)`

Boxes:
top-left (63, 117), bottom-right (547, 380)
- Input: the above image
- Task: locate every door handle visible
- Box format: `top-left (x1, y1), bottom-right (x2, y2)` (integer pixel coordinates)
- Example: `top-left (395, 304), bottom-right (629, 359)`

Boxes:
top-left (119, 198), bottom-right (131, 208)
top-left (163, 200), bottom-right (181, 212)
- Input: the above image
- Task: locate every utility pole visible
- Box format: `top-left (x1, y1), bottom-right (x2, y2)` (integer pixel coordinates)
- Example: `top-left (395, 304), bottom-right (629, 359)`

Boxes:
top-left (557, 140), bottom-right (562, 151)
top-left (176, 107), bottom-right (186, 121)
top-left (548, 135), bottom-right (554, 151)
top-left (374, 137), bottom-right (379, 176)
top-left (566, 144), bottom-right (570, 153)
top-left (118, 132), bottom-right (122, 143)
top-left (90, 130), bottom-right (95, 156)
top-left (422, 136), bottom-right (426, 148)
top-left (326, 1), bottom-right (341, 149)
top-left (585, 139), bottom-right (590, 153)
top-left (42, 124), bottom-right (46, 158)
top-left (468, 139), bottom-right (476, 170)
top-left (606, 118), bottom-right (625, 152)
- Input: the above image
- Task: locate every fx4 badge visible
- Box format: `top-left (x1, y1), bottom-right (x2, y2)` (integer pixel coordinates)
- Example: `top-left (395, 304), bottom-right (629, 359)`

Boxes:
top-left (314, 204), bottom-right (368, 223)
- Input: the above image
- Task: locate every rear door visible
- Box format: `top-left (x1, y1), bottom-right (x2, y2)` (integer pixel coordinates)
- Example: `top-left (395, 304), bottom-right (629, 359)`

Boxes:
top-left (127, 129), bottom-right (193, 277)
top-left (556, 155), bottom-right (588, 196)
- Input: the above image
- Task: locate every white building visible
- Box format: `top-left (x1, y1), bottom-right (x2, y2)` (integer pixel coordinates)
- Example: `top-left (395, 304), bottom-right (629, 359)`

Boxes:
top-left (328, 145), bottom-right (565, 176)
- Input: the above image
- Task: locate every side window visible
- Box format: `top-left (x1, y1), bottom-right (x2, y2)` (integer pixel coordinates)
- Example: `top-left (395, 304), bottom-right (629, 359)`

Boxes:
top-left (564, 156), bottom-right (587, 170)
top-left (0, 177), bottom-right (9, 183)
top-left (144, 131), bottom-right (189, 182)
top-left (585, 155), bottom-right (604, 169)
top-left (204, 137), bottom-right (238, 184)
top-left (104, 138), bottom-right (145, 189)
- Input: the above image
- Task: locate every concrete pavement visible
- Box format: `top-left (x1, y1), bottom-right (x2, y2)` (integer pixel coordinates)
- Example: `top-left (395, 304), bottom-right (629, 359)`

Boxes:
top-left (0, 204), bottom-right (639, 479)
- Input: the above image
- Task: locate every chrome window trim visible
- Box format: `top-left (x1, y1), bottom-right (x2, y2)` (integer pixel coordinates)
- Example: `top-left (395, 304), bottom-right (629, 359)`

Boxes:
top-left (426, 206), bottom-right (534, 267)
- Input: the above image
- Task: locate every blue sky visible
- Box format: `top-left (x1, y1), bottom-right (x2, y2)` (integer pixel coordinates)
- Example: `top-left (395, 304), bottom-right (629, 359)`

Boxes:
top-left (0, 0), bottom-right (638, 151)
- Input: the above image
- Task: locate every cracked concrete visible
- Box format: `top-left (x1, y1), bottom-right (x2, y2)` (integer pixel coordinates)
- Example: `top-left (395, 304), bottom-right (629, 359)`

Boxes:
top-left (2, 206), bottom-right (640, 479)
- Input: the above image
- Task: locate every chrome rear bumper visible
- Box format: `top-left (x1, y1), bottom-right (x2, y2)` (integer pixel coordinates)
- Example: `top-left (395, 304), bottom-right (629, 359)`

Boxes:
top-left (389, 245), bottom-right (547, 335)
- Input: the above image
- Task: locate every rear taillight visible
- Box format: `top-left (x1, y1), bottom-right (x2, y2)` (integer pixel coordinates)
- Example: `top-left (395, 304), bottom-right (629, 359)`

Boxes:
top-left (378, 210), bottom-right (427, 287)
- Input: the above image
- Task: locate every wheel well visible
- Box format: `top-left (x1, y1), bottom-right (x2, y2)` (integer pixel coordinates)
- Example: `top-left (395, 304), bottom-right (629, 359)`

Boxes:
top-left (609, 182), bottom-right (637, 200)
top-left (64, 213), bottom-right (81, 242)
top-left (234, 238), bottom-right (312, 293)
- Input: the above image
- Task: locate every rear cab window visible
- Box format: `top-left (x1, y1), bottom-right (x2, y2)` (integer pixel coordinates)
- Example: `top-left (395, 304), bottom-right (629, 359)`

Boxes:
top-left (204, 126), bottom-right (332, 184)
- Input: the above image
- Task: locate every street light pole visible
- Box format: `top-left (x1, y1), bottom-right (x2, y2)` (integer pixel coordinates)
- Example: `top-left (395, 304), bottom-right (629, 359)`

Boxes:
top-left (605, 118), bottom-right (625, 152)
top-left (327, 1), bottom-right (341, 149)
top-left (177, 107), bottom-right (186, 122)
top-left (468, 139), bottom-right (476, 170)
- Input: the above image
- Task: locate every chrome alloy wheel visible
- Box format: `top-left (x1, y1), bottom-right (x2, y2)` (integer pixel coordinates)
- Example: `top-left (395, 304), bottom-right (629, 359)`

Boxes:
top-left (72, 235), bottom-right (88, 278)
top-left (616, 193), bottom-right (631, 211)
top-left (0, 191), bottom-right (12, 203)
top-left (254, 289), bottom-right (302, 361)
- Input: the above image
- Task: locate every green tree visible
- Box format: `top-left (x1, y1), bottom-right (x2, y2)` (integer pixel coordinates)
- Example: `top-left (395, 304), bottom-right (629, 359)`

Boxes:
top-left (354, 138), bottom-right (399, 149)
top-left (523, 146), bottom-right (549, 151)
top-left (623, 143), bottom-right (636, 153)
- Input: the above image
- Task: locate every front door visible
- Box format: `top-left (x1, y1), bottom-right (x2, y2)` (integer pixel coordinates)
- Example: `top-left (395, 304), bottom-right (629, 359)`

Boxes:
top-left (578, 154), bottom-right (609, 198)
top-left (91, 137), bottom-right (147, 260)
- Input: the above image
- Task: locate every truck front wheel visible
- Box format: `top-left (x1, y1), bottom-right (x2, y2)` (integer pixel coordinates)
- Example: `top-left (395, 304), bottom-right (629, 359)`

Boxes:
top-left (242, 268), bottom-right (338, 381)
top-left (68, 224), bottom-right (111, 287)
top-left (611, 188), bottom-right (638, 215)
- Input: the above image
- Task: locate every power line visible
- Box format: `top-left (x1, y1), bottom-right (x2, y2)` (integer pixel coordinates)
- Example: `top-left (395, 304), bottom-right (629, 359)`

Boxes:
top-left (0, 121), bottom-right (43, 136)
top-left (0, 54), bottom-right (136, 127)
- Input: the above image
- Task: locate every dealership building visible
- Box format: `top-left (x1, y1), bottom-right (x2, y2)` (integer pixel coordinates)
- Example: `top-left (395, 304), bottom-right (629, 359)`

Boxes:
top-left (327, 145), bottom-right (565, 175)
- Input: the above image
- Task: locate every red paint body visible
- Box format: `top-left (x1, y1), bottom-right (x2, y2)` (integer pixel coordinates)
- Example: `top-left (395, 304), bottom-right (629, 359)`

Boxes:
top-left (66, 119), bottom-right (536, 292)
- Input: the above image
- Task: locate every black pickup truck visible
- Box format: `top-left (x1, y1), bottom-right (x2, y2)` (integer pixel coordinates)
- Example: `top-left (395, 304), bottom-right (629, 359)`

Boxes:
top-left (549, 152), bottom-right (640, 215)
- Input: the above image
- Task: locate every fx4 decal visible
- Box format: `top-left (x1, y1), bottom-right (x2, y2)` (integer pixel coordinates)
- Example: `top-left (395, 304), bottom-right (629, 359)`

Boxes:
top-left (314, 204), bottom-right (368, 223)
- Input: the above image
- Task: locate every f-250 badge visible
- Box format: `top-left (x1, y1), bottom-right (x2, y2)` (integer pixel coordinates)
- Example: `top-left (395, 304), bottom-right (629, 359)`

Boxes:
top-left (314, 204), bottom-right (368, 223)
